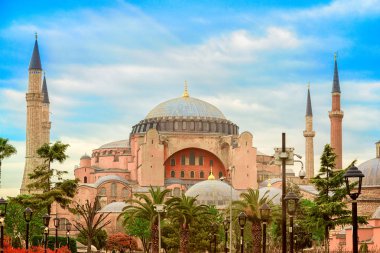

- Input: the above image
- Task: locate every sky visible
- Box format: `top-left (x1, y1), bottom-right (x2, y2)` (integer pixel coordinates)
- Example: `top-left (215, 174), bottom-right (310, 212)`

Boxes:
top-left (0, 0), bottom-right (379, 196)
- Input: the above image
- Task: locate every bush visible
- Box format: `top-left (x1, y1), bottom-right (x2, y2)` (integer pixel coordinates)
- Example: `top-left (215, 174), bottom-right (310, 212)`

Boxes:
top-left (31, 235), bottom-right (77, 253)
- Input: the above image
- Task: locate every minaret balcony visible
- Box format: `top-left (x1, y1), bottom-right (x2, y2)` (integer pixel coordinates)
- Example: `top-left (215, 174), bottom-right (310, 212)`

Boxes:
top-left (329, 110), bottom-right (344, 118)
top-left (303, 131), bottom-right (315, 137)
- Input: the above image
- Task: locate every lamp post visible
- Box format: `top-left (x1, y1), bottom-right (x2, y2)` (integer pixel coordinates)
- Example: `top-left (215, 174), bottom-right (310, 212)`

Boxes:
top-left (23, 207), bottom-right (33, 251)
top-left (42, 214), bottom-right (51, 253)
top-left (212, 223), bottom-right (218, 253)
top-left (220, 165), bottom-right (235, 253)
top-left (66, 222), bottom-right (71, 248)
top-left (285, 191), bottom-right (300, 253)
top-left (153, 204), bottom-right (166, 253)
top-left (260, 203), bottom-right (271, 253)
top-left (223, 218), bottom-right (230, 253)
top-left (238, 212), bottom-right (247, 253)
top-left (53, 215), bottom-right (60, 252)
top-left (0, 198), bottom-right (7, 253)
top-left (344, 165), bottom-right (364, 253)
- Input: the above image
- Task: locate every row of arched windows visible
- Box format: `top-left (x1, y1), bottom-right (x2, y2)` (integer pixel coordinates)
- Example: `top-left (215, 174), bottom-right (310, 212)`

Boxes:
top-left (170, 155), bottom-right (212, 166)
top-left (170, 170), bottom-right (223, 179)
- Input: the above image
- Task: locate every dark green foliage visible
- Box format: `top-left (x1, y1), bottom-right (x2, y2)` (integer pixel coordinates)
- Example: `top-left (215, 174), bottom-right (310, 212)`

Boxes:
top-left (124, 217), bottom-right (150, 251)
top-left (77, 229), bottom-right (108, 250)
top-left (31, 235), bottom-right (77, 253)
top-left (4, 196), bottom-right (46, 244)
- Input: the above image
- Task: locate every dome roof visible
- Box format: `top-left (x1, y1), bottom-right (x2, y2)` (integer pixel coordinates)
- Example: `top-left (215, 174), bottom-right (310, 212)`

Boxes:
top-left (80, 154), bottom-right (91, 160)
top-left (98, 201), bottom-right (128, 213)
top-left (185, 180), bottom-right (239, 208)
top-left (98, 140), bottom-right (129, 149)
top-left (258, 187), bottom-right (282, 205)
top-left (94, 175), bottom-right (129, 188)
top-left (145, 96), bottom-right (226, 120)
top-left (358, 158), bottom-right (380, 186)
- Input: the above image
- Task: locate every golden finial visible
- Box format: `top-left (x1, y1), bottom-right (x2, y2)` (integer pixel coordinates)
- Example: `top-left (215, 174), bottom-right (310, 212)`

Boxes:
top-left (35, 32), bottom-right (38, 40)
top-left (267, 179), bottom-right (272, 187)
top-left (183, 81), bottom-right (189, 98)
top-left (208, 166), bottom-right (215, 180)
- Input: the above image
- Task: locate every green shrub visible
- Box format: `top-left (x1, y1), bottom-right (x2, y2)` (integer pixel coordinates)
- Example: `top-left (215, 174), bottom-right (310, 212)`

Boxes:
top-left (31, 235), bottom-right (77, 253)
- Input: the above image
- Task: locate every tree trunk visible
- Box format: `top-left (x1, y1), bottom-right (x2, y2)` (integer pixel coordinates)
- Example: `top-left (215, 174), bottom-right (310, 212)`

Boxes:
top-left (87, 236), bottom-right (93, 253)
top-left (251, 221), bottom-right (262, 253)
top-left (151, 223), bottom-right (159, 253)
top-left (179, 224), bottom-right (189, 253)
top-left (324, 225), bottom-right (329, 253)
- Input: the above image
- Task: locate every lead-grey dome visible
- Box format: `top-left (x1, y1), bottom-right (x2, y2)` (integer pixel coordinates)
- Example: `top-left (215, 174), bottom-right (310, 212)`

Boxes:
top-left (358, 158), bottom-right (380, 186)
top-left (145, 96), bottom-right (226, 120)
top-left (185, 180), bottom-right (239, 208)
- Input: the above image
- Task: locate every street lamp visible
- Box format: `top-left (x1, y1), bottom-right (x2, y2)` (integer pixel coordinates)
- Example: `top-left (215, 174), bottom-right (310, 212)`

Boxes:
top-left (42, 214), bottom-right (50, 253)
top-left (153, 204), bottom-right (166, 253)
top-left (66, 222), bottom-right (71, 248)
top-left (260, 203), bottom-right (271, 253)
top-left (238, 212), bottom-right (247, 253)
top-left (344, 165), bottom-right (365, 253)
top-left (53, 215), bottom-right (60, 252)
top-left (24, 207), bottom-right (33, 250)
top-left (212, 223), bottom-right (218, 253)
top-left (285, 192), bottom-right (300, 253)
top-left (221, 167), bottom-right (234, 253)
top-left (223, 218), bottom-right (230, 253)
top-left (0, 198), bottom-right (7, 253)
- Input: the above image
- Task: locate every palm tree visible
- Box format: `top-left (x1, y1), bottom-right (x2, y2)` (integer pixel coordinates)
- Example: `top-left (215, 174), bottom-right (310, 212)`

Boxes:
top-left (233, 188), bottom-right (277, 253)
top-left (169, 194), bottom-right (209, 253)
top-left (121, 186), bottom-right (172, 253)
top-left (0, 137), bottom-right (17, 188)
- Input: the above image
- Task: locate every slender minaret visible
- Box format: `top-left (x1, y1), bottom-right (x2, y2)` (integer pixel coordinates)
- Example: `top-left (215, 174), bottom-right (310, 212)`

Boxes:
top-left (329, 53), bottom-right (344, 170)
top-left (21, 34), bottom-right (45, 194)
top-left (303, 84), bottom-right (315, 178)
top-left (41, 74), bottom-right (51, 145)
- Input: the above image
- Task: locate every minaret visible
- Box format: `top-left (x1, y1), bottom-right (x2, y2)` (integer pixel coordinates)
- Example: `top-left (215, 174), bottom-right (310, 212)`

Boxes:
top-left (303, 84), bottom-right (315, 178)
top-left (329, 53), bottom-right (344, 170)
top-left (41, 74), bottom-right (51, 145)
top-left (21, 34), bottom-right (44, 194)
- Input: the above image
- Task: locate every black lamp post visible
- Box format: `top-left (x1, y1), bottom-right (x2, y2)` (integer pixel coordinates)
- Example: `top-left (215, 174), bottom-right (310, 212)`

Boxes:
top-left (344, 165), bottom-right (364, 253)
top-left (208, 232), bottom-right (213, 253)
top-left (223, 218), bottom-right (230, 253)
top-left (42, 214), bottom-right (50, 253)
top-left (212, 223), bottom-right (218, 253)
top-left (238, 212), bottom-right (247, 253)
top-left (53, 216), bottom-right (60, 252)
top-left (23, 207), bottom-right (33, 251)
top-left (0, 198), bottom-right (8, 253)
top-left (66, 222), bottom-right (71, 248)
top-left (260, 203), bottom-right (271, 253)
top-left (285, 192), bottom-right (300, 253)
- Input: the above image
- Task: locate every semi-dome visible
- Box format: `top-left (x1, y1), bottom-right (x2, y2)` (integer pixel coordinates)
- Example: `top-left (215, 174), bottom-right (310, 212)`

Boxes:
top-left (98, 140), bottom-right (129, 149)
top-left (358, 141), bottom-right (380, 187)
top-left (259, 187), bottom-right (282, 205)
top-left (145, 96), bottom-right (226, 120)
top-left (185, 179), bottom-right (240, 208)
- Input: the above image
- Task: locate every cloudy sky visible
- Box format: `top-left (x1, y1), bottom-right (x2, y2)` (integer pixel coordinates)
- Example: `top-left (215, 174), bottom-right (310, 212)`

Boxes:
top-left (1, 0), bottom-right (379, 195)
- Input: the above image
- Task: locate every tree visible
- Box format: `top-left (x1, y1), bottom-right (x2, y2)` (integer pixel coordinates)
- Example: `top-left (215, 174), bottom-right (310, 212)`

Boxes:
top-left (106, 233), bottom-right (137, 252)
top-left (121, 186), bottom-right (172, 253)
top-left (169, 194), bottom-right (209, 253)
top-left (70, 198), bottom-right (111, 253)
top-left (233, 188), bottom-right (277, 253)
top-left (309, 144), bottom-right (365, 253)
top-left (124, 218), bottom-right (151, 252)
top-left (23, 141), bottom-right (78, 214)
top-left (0, 137), bottom-right (17, 188)
top-left (77, 229), bottom-right (108, 251)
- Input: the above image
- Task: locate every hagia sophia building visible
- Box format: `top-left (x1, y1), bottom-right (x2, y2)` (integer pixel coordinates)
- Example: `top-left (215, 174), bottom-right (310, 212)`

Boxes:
top-left (21, 36), bottom-right (380, 249)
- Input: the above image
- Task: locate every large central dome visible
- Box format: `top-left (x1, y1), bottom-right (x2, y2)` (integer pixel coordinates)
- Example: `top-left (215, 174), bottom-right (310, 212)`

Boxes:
top-left (145, 96), bottom-right (226, 120)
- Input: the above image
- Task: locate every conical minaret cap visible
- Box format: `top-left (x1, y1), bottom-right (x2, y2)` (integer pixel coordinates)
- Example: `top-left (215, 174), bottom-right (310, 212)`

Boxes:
top-left (332, 53), bottom-right (341, 93)
top-left (306, 85), bottom-right (313, 116)
top-left (29, 35), bottom-right (42, 70)
top-left (42, 74), bottom-right (50, 104)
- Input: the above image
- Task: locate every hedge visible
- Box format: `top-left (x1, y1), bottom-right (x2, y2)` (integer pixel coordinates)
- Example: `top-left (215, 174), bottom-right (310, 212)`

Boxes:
top-left (31, 235), bottom-right (77, 253)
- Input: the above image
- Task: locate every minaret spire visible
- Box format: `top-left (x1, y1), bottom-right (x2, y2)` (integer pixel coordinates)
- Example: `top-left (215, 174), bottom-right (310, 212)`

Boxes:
top-left (304, 84), bottom-right (315, 179)
top-left (29, 34), bottom-right (42, 70)
top-left (42, 73), bottom-right (50, 104)
top-left (183, 81), bottom-right (189, 98)
top-left (329, 53), bottom-right (344, 170)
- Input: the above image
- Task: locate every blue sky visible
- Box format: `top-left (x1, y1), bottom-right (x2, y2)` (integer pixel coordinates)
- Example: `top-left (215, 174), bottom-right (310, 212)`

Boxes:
top-left (1, 0), bottom-right (379, 194)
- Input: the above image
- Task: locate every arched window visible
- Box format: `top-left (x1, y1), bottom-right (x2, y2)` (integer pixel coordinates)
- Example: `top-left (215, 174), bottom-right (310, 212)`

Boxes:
top-left (111, 183), bottom-right (117, 197)
top-left (114, 155), bottom-right (119, 162)
top-left (180, 171), bottom-right (185, 178)
top-left (190, 171), bottom-right (195, 178)
top-left (210, 160), bottom-right (214, 166)
top-left (83, 176), bottom-right (87, 183)
top-left (99, 187), bottom-right (106, 196)
top-left (218, 171), bottom-right (223, 179)
top-left (199, 156), bottom-right (203, 166)
top-left (200, 171), bottom-right (204, 178)
top-left (58, 218), bottom-right (70, 231)
top-left (171, 171), bottom-right (175, 178)
top-left (189, 151), bottom-right (195, 165)
top-left (181, 155), bottom-right (186, 165)
top-left (170, 158), bottom-right (176, 166)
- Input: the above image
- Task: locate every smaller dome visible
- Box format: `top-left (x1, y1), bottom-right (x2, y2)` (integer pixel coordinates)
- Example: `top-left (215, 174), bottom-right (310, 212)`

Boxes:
top-left (80, 154), bottom-right (91, 160)
top-left (98, 202), bottom-right (128, 213)
top-left (98, 140), bottom-right (129, 149)
top-left (94, 175), bottom-right (129, 188)
top-left (185, 180), bottom-right (239, 208)
top-left (259, 187), bottom-right (282, 205)
top-left (358, 158), bottom-right (380, 186)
